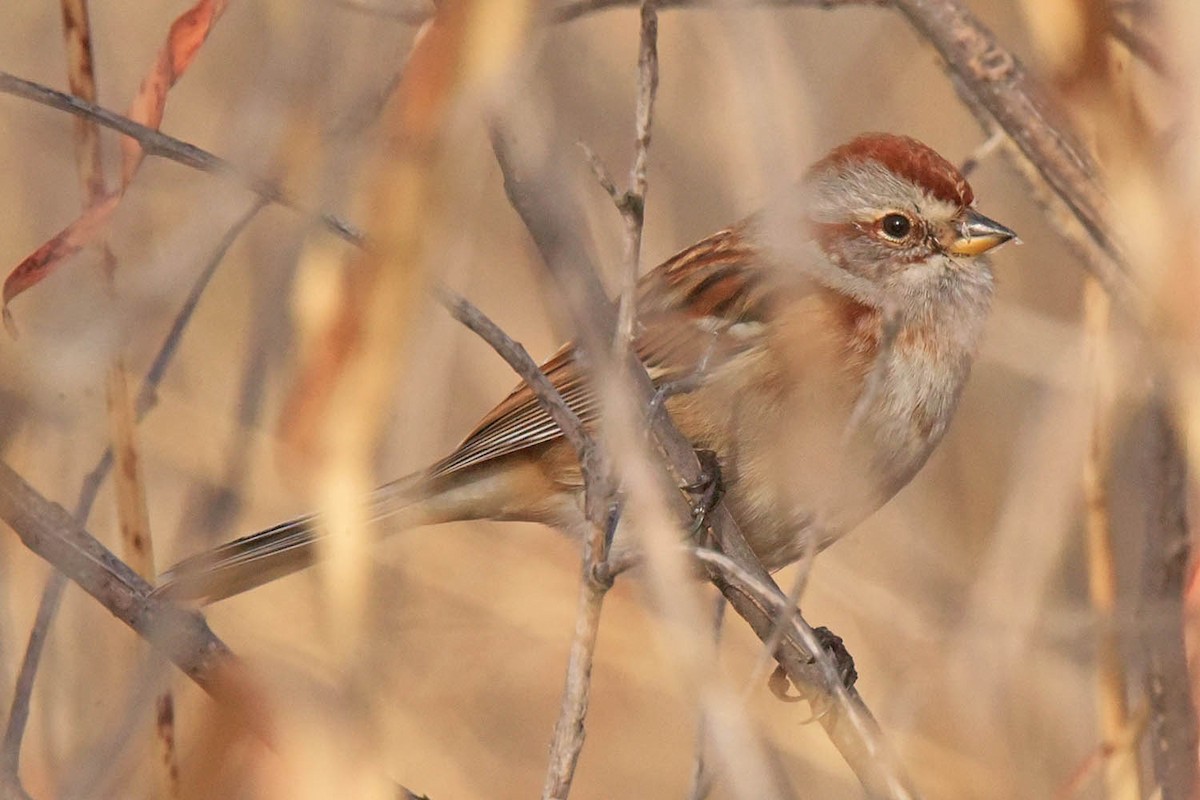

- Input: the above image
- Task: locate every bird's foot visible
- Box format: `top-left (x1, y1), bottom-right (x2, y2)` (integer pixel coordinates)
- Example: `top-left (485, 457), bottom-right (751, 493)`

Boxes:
top-left (768, 625), bottom-right (858, 700)
top-left (681, 449), bottom-right (725, 535)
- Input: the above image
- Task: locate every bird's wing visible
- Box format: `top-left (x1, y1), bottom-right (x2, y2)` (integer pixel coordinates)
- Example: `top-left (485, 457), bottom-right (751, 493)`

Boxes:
top-left (430, 228), bottom-right (779, 478)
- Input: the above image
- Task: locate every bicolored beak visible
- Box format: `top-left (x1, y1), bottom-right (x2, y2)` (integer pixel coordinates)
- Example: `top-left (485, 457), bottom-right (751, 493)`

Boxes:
top-left (947, 209), bottom-right (1018, 256)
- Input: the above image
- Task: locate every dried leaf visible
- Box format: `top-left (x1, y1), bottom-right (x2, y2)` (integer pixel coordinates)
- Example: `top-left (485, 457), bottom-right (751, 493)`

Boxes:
top-left (122, 0), bottom-right (231, 182)
top-left (2, 0), bottom-right (231, 331)
top-left (2, 191), bottom-right (121, 336)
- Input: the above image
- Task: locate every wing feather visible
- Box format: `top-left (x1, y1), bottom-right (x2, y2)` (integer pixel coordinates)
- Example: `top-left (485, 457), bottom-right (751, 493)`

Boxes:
top-left (431, 227), bottom-right (776, 478)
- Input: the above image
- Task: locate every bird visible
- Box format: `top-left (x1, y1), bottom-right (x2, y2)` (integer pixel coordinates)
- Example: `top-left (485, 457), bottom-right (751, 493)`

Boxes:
top-left (157, 132), bottom-right (1016, 604)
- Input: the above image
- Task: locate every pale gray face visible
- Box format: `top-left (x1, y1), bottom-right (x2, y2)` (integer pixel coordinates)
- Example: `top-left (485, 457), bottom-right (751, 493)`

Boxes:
top-left (750, 135), bottom-right (1015, 314)
top-left (806, 160), bottom-right (977, 275)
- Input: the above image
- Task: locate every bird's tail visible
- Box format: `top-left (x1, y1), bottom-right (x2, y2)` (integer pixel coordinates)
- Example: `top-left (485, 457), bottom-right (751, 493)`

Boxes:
top-left (155, 473), bottom-right (436, 604)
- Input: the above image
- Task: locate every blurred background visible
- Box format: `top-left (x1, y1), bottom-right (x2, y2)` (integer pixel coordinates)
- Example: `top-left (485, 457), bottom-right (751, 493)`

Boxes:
top-left (0, 1), bottom-right (1182, 798)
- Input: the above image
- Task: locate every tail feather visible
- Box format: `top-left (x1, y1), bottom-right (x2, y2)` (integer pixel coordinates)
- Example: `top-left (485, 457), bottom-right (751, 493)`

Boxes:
top-left (153, 456), bottom-right (561, 604)
top-left (154, 514), bottom-right (322, 603)
top-left (154, 474), bottom-right (430, 604)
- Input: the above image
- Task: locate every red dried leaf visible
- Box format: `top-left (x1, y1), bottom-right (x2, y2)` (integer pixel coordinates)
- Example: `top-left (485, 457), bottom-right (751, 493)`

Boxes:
top-left (122, 0), bottom-right (230, 182)
top-left (2, 192), bottom-right (121, 336)
top-left (3, 0), bottom-right (231, 331)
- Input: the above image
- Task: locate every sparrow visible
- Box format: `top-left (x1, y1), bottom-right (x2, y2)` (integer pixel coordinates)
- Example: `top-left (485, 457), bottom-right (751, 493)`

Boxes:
top-left (158, 133), bottom-right (1016, 603)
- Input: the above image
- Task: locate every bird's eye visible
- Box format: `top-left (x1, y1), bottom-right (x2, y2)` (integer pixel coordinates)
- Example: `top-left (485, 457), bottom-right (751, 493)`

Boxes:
top-left (879, 213), bottom-right (913, 240)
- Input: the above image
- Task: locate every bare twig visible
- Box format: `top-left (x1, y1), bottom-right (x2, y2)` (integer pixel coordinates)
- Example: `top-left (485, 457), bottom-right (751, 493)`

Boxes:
top-left (0, 200), bottom-right (266, 785)
top-left (0, 460), bottom-right (240, 706)
top-left (890, 0), bottom-right (1140, 314)
top-left (1138, 397), bottom-right (1195, 799)
top-left (691, 547), bottom-right (918, 800)
top-left (550, 0), bottom-right (886, 23)
top-left (0, 571), bottom-right (66, 791)
top-left (438, 288), bottom-right (595, 473)
top-left (0, 69), bottom-right (364, 248)
top-left (330, 0), bottom-right (886, 25)
top-left (540, 14), bottom-right (660, 793)
top-left (578, 141), bottom-right (622, 205)
top-left (1108, 15), bottom-right (1168, 76)
top-left (686, 593), bottom-right (726, 800)
top-left (543, 566), bottom-right (610, 800)
top-left (614, 0), bottom-right (658, 349)
top-left (1081, 278), bottom-right (1140, 797)
top-left (958, 128), bottom-right (1006, 177)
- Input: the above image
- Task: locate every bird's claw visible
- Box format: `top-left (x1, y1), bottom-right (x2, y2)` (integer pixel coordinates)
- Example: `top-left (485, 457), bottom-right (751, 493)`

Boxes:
top-left (681, 449), bottom-right (724, 536)
top-left (767, 625), bottom-right (858, 701)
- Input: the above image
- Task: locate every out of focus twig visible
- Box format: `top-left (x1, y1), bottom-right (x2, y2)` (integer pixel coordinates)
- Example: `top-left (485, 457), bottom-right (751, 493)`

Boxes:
top-left (1138, 398), bottom-right (1195, 799)
top-left (332, 0), bottom-right (886, 24)
top-left (686, 593), bottom-right (726, 800)
top-left (891, 0), bottom-right (1141, 314)
top-left (0, 460), bottom-right (261, 731)
top-left (0, 200), bottom-right (266, 788)
top-left (1081, 278), bottom-right (1140, 798)
top-left (613, 0), bottom-right (658, 349)
top-left (551, 0), bottom-right (886, 23)
top-left (438, 288), bottom-right (595, 477)
top-left (0, 69), bottom-right (364, 248)
top-left (1108, 15), bottom-right (1167, 76)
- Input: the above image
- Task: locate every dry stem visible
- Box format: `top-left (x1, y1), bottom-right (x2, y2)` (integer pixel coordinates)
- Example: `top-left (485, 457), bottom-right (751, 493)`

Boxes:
top-left (0, 69), bottom-right (363, 247)
top-left (0, 201), bottom-right (266, 787)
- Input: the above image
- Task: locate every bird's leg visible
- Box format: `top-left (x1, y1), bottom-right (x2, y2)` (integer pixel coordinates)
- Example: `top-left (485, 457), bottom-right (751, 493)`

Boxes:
top-left (680, 448), bottom-right (725, 536)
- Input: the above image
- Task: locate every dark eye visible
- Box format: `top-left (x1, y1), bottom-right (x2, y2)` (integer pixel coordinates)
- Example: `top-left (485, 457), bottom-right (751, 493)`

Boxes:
top-left (879, 213), bottom-right (912, 240)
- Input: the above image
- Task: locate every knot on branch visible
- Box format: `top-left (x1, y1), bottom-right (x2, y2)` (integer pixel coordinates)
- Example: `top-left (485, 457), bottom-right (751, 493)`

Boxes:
top-left (587, 560), bottom-right (616, 591)
top-left (618, 191), bottom-right (644, 223)
top-left (971, 43), bottom-right (1016, 83)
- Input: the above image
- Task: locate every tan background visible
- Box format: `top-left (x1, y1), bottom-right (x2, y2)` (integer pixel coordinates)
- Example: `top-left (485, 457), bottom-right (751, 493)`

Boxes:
top-left (0, 1), bottom-right (1158, 798)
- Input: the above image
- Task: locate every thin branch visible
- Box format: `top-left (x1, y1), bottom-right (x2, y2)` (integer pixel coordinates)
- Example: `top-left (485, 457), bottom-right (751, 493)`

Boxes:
top-left (0, 459), bottom-right (237, 703)
top-left (958, 128), bottom-right (1006, 177)
top-left (1108, 15), bottom-right (1168, 77)
top-left (543, 567), bottom-right (609, 800)
top-left (437, 288), bottom-right (596, 473)
top-left (0, 69), bottom-right (364, 248)
top-left (614, 0), bottom-right (658, 349)
top-left (686, 593), bottom-right (726, 800)
top-left (329, 0), bottom-right (885, 24)
top-left (890, 0), bottom-right (1141, 314)
top-left (0, 571), bottom-right (66, 789)
top-left (1138, 397), bottom-right (1195, 799)
top-left (0, 200), bottom-right (266, 783)
top-left (691, 547), bottom-right (918, 799)
top-left (441, 251), bottom-right (614, 800)
top-left (541, 12), bottom-right (659, 792)
top-left (550, 0), bottom-right (886, 24)
top-left (577, 141), bottom-right (622, 205)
